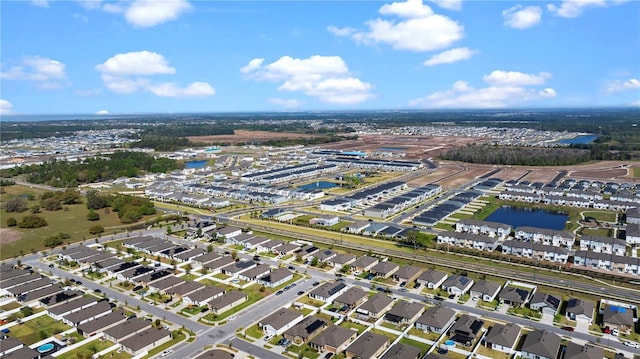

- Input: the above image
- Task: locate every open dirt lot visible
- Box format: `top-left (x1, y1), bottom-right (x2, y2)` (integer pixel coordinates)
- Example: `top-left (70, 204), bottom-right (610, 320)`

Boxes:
top-left (188, 130), bottom-right (324, 144)
top-left (0, 228), bottom-right (21, 245)
top-left (319, 134), bottom-right (485, 160)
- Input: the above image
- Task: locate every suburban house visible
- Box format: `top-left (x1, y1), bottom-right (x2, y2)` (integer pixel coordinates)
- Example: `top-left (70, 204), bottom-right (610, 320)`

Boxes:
top-left (415, 305), bottom-right (456, 333)
top-left (333, 287), bottom-right (368, 310)
top-left (183, 286), bottom-right (225, 307)
top-left (563, 342), bottom-right (604, 359)
top-left (350, 256), bottom-right (379, 273)
top-left (221, 260), bottom-right (257, 277)
top-left (343, 221), bottom-right (370, 234)
top-left (455, 219), bottom-right (511, 239)
top-left (448, 314), bottom-right (484, 346)
top-left (529, 292), bottom-right (562, 315)
top-left (61, 301), bottom-right (112, 327)
top-left (417, 269), bottom-right (448, 289)
top-left (501, 241), bottom-right (570, 263)
top-left (237, 263), bottom-right (272, 282)
top-left (103, 318), bottom-right (149, 343)
top-left (309, 281), bottom-right (347, 302)
top-left (329, 254), bottom-right (356, 268)
top-left (393, 265), bottom-right (422, 284)
top-left (384, 301), bottom-right (425, 325)
top-left (345, 332), bottom-right (390, 359)
top-left (309, 326), bottom-right (357, 354)
top-left (380, 343), bottom-right (421, 359)
top-left (356, 293), bottom-right (394, 320)
top-left (283, 316), bottom-right (328, 344)
top-left (243, 236), bottom-right (271, 251)
top-left (498, 286), bottom-right (532, 308)
top-left (207, 290), bottom-right (248, 314)
top-left (259, 308), bottom-right (304, 336)
top-left (76, 310), bottom-right (127, 337)
top-left (579, 235), bottom-right (627, 256)
top-left (120, 328), bottom-right (171, 356)
top-left (441, 275), bottom-right (474, 296)
top-left (217, 226), bottom-right (243, 240)
top-left (484, 323), bottom-right (521, 355)
top-left (565, 298), bottom-right (595, 324)
top-left (469, 279), bottom-right (502, 302)
top-left (514, 227), bottom-right (575, 247)
top-left (257, 268), bottom-right (293, 288)
top-left (519, 329), bottom-right (561, 359)
top-left (437, 231), bottom-right (499, 252)
top-left (601, 304), bottom-right (635, 333)
top-left (309, 216), bottom-right (340, 227)
top-left (370, 261), bottom-right (400, 278)
top-left (119, 327), bottom-right (172, 356)
top-left (169, 281), bottom-right (206, 299)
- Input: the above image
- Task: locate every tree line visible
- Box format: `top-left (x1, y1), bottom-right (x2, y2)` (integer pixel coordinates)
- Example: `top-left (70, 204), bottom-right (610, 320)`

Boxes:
top-left (2, 152), bottom-right (179, 187)
top-left (440, 145), bottom-right (591, 166)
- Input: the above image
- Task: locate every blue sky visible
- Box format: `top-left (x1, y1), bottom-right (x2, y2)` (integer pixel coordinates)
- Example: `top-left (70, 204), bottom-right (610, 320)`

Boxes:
top-left (1, 0), bottom-right (639, 115)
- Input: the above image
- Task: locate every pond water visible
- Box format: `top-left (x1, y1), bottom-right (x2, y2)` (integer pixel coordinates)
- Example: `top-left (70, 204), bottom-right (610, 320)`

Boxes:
top-left (484, 206), bottom-right (569, 231)
top-left (298, 181), bottom-right (338, 190)
top-left (185, 160), bottom-right (209, 169)
top-left (559, 134), bottom-right (597, 145)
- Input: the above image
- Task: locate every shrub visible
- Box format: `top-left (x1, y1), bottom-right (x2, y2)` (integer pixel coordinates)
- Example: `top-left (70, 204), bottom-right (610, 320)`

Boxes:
top-left (87, 209), bottom-right (100, 221)
top-left (89, 224), bottom-right (104, 235)
top-left (6, 217), bottom-right (17, 227)
top-left (3, 197), bottom-right (27, 213)
top-left (18, 215), bottom-right (48, 228)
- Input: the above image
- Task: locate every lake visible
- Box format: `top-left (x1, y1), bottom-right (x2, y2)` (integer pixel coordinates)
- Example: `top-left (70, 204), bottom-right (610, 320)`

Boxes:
top-left (559, 134), bottom-right (598, 145)
top-left (298, 181), bottom-right (338, 190)
top-left (185, 160), bottom-right (209, 169)
top-left (484, 206), bottom-right (569, 231)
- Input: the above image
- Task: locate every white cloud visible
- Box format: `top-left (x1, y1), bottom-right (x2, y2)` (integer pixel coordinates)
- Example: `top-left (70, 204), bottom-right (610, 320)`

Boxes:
top-left (0, 99), bottom-right (14, 115)
top-left (30, 0), bottom-right (49, 7)
top-left (606, 78), bottom-right (640, 92)
top-left (539, 88), bottom-right (557, 98)
top-left (483, 70), bottom-right (551, 86)
top-left (0, 56), bottom-right (68, 89)
top-left (547, 0), bottom-right (616, 18)
top-left (380, 0), bottom-right (434, 17)
top-left (409, 69), bottom-right (555, 108)
top-left (125, 0), bottom-right (191, 28)
top-left (95, 51), bottom-right (175, 76)
top-left (429, 0), bottom-right (463, 11)
top-left (423, 47), bottom-right (476, 66)
top-left (147, 82), bottom-right (215, 97)
top-left (326, 26), bottom-right (356, 37)
top-left (102, 2), bottom-right (124, 13)
top-left (330, 0), bottom-right (464, 52)
top-left (96, 110), bottom-right (110, 115)
top-left (240, 58), bottom-right (264, 74)
top-left (503, 5), bottom-right (542, 29)
top-left (269, 98), bottom-right (302, 108)
top-left (96, 50), bottom-right (214, 98)
top-left (630, 100), bottom-right (640, 107)
top-left (242, 55), bottom-right (374, 105)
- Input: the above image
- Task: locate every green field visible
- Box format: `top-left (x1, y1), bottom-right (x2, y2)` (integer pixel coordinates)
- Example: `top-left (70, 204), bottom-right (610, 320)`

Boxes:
top-left (0, 184), bottom-right (163, 259)
top-left (8, 315), bottom-right (72, 344)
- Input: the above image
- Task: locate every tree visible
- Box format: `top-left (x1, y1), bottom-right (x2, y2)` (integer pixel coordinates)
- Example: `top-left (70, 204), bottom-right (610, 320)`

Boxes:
top-left (310, 257), bottom-right (319, 267)
top-left (184, 263), bottom-right (192, 274)
top-left (41, 198), bottom-right (62, 211)
top-left (166, 226), bottom-right (172, 235)
top-left (340, 265), bottom-right (350, 274)
top-left (206, 244), bottom-right (213, 253)
top-left (20, 306), bottom-right (33, 317)
top-left (6, 217), bottom-right (17, 227)
top-left (60, 188), bottom-right (82, 204)
top-left (44, 236), bottom-right (63, 248)
top-left (18, 215), bottom-right (47, 228)
top-left (86, 189), bottom-right (108, 210)
top-left (231, 250), bottom-right (238, 260)
top-left (89, 225), bottom-right (104, 235)
top-left (87, 209), bottom-right (100, 221)
top-left (30, 205), bottom-right (41, 214)
top-left (3, 197), bottom-right (27, 213)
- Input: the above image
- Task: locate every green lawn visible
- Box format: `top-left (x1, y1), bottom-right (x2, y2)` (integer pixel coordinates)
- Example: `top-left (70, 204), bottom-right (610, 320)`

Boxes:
top-left (9, 315), bottom-right (72, 344)
top-left (285, 343), bottom-right (320, 359)
top-left (339, 321), bottom-right (368, 335)
top-left (55, 339), bottom-right (117, 359)
top-left (245, 324), bottom-right (265, 339)
top-left (582, 211), bottom-right (617, 222)
top-left (407, 327), bottom-right (441, 341)
top-left (0, 184), bottom-right (163, 259)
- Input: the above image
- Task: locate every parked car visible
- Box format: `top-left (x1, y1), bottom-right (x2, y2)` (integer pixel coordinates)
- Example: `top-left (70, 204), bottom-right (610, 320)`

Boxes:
top-left (276, 290), bottom-right (283, 296)
top-left (288, 266), bottom-right (295, 270)
top-left (297, 291), bottom-right (304, 296)
top-left (312, 281), bottom-right (320, 286)
top-left (413, 282), bottom-right (420, 289)
top-left (623, 341), bottom-right (639, 348)
top-left (48, 264), bottom-right (54, 268)
top-left (561, 326), bottom-right (574, 332)
top-left (399, 281), bottom-right (406, 287)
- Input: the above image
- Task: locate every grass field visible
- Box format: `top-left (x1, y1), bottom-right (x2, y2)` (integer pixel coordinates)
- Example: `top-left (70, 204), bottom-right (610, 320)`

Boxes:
top-left (55, 339), bottom-right (122, 359)
top-left (8, 315), bottom-right (72, 344)
top-left (0, 184), bottom-right (162, 259)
